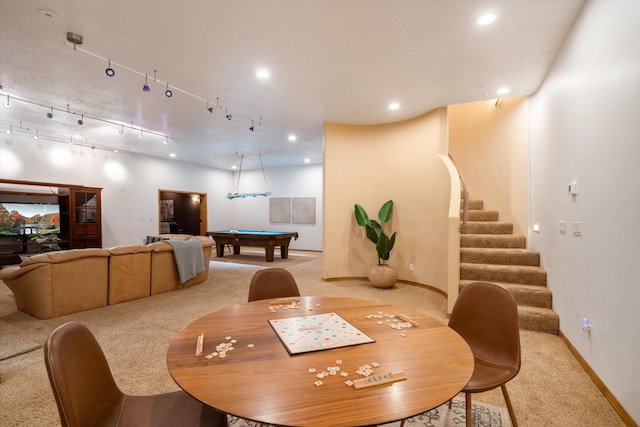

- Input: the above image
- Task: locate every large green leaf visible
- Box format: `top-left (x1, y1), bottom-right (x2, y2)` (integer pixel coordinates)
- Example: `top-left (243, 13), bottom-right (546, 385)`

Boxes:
top-left (354, 204), bottom-right (371, 227)
top-left (364, 224), bottom-right (379, 244)
top-left (377, 200), bottom-right (393, 224)
top-left (377, 232), bottom-right (397, 262)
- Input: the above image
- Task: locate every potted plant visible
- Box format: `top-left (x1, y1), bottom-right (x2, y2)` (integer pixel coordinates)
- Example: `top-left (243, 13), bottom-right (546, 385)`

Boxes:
top-left (354, 200), bottom-right (398, 288)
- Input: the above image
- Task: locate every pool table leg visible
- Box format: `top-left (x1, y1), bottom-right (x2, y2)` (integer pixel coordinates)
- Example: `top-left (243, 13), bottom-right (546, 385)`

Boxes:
top-left (280, 245), bottom-right (289, 259)
top-left (265, 243), bottom-right (276, 262)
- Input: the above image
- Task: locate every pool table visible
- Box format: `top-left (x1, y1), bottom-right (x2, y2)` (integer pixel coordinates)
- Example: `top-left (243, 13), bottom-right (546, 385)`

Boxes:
top-left (206, 230), bottom-right (299, 262)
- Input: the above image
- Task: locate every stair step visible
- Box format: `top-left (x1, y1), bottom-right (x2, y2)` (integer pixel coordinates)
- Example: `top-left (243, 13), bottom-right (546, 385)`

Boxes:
top-left (461, 234), bottom-right (527, 249)
top-left (518, 306), bottom-right (560, 334)
top-left (460, 280), bottom-right (552, 308)
top-left (463, 199), bottom-right (484, 210)
top-left (463, 210), bottom-right (499, 221)
top-left (460, 248), bottom-right (540, 266)
top-left (461, 221), bottom-right (513, 235)
top-left (460, 263), bottom-right (547, 286)
top-left (458, 195), bottom-right (559, 335)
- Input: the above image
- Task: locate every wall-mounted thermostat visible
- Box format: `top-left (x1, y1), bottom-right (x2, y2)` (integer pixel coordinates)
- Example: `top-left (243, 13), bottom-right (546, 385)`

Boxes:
top-left (568, 181), bottom-right (578, 196)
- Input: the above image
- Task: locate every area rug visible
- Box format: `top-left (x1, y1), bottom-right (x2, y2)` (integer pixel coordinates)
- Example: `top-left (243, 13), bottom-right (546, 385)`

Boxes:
top-left (211, 249), bottom-right (314, 268)
top-left (227, 397), bottom-right (512, 427)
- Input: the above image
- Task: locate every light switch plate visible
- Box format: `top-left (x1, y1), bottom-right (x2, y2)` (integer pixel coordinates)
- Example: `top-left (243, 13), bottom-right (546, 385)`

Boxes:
top-left (572, 221), bottom-right (582, 236)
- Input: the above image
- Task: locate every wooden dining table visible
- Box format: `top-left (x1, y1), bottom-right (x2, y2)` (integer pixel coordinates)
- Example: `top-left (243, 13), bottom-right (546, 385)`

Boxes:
top-left (166, 296), bottom-right (474, 427)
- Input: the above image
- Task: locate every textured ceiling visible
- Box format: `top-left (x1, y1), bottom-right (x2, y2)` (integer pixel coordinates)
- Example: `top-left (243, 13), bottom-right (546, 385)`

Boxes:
top-left (0, 0), bottom-right (584, 170)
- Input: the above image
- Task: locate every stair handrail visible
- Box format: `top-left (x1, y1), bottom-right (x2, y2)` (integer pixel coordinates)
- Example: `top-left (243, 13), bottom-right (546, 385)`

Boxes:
top-left (448, 154), bottom-right (468, 230)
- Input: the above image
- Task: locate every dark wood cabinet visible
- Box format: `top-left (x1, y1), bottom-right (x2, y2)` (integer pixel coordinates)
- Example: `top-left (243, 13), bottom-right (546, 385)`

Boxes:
top-left (58, 187), bottom-right (103, 249)
top-left (1, 181), bottom-right (102, 264)
top-left (68, 188), bottom-right (102, 248)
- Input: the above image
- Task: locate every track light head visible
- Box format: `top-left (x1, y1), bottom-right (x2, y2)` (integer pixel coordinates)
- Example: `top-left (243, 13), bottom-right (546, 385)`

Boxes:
top-left (226, 114), bottom-right (232, 120)
top-left (47, 107), bottom-right (53, 118)
top-left (6, 125), bottom-right (12, 135)
top-left (165, 83), bottom-right (173, 98)
top-left (77, 114), bottom-right (84, 125)
top-left (143, 74), bottom-right (151, 92)
top-left (66, 32), bottom-right (83, 49)
top-left (34, 130), bottom-right (39, 140)
top-left (3, 95), bottom-right (10, 108)
top-left (208, 107), bottom-right (214, 113)
top-left (249, 126), bottom-right (254, 132)
top-left (105, 59), bottom-right (115, 77)
top-left (119, 125), bottom-right (125, 135)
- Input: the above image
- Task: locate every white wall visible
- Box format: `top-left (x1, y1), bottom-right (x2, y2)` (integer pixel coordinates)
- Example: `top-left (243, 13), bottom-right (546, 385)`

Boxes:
top-left (528, 1), bottom-right (640, 422)
top-left (226, 165), bottom-right (323, 251)
top-left (0, 135), bottom-right (322, 250)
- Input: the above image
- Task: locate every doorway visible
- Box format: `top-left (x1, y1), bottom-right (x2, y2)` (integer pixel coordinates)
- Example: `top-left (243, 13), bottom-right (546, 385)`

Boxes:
top-left (158, 189), bottom-right (208, 236)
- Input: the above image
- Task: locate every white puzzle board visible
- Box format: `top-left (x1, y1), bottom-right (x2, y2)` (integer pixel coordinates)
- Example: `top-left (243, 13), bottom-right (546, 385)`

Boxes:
top-left (268, 312), bottom-right (375, 354)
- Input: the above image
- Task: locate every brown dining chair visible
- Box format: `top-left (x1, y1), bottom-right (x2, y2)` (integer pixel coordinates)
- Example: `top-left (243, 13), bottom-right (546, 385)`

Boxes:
top-left (247, 267), bottom-right (301, 302)
top-left (448, 281), bottom-right (521, 427)
top-left (44, 321), bottom-right (229, 427)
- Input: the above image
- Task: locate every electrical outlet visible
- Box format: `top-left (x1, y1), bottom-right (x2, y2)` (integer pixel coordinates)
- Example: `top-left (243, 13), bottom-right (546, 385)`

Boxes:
top-left (409, 263), bottom-right (414, 272)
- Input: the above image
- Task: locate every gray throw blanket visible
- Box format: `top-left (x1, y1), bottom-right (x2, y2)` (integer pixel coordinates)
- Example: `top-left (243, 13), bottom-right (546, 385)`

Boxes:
top-left (165, 240), bottom-right (206, 284)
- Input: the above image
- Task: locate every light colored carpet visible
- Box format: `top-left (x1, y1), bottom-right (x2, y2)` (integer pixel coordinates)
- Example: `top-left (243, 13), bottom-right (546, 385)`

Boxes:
top-left (0, 320), bottom-right (41, 360)
top-left (0, 249), bottom-right (625, 426)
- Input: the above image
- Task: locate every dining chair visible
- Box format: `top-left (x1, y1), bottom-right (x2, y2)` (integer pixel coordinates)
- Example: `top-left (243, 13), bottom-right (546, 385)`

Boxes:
top-left (247, 267), bottom-right (301, 302)
top-left (44, 321), bottom-right (229, 427)
top-left (448, 281), bottom-right (521, 427)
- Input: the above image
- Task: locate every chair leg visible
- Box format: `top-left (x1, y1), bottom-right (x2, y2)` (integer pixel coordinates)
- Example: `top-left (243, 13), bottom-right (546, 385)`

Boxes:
top-left (465, 392), bottom-right (472, 427)
top-left (399, 419), bottom-right (405, 427)
top-left (501, 384), bottom-right (518, 427)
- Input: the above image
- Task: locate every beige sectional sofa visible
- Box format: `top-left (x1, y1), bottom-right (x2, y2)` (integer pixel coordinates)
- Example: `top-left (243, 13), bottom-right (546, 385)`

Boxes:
top-left (0, 235), bottom-right (213, 319)
top-left (148, 235), bottom-right (214, 295)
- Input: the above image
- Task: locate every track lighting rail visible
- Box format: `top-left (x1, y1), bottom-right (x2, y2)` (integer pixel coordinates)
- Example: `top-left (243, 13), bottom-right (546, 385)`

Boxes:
top-left (0, 92), bottom-right (176, 142)
top-left (62, 40), bottom-right (263, 126)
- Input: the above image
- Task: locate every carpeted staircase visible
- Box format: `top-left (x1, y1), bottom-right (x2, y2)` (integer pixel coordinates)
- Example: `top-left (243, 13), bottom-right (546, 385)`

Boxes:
top-left (460, 198), bottom-right (559, 334)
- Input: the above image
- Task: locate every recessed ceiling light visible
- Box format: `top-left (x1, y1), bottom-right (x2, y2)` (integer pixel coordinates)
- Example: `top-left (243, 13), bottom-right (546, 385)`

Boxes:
top-left (496, 87), bottom-right (511, 95)
top-left (256, 68), bottom-right (270, 79)
top-left (304, 158), bottom-right (310, 164)
top-left (231, 165), bottom-right (237, 169)
top-left (288, 135), bottom-right (297, 142)
top-left (388, 102), bottom-right (400, 110)
top-left (478, 14), bottom-right (496, 25)
top-left (169, 153), bottom-right (176, 158)
top-left (39, 10), bottom-right (57, 19)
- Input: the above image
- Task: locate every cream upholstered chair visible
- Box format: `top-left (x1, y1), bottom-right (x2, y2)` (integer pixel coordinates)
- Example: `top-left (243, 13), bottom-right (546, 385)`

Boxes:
top-left (44, 322), bottom-right (228, 427)
top-left (247, 267), bottom-right (301, 302)
top-left (448, 281), bottom-right (521, 427)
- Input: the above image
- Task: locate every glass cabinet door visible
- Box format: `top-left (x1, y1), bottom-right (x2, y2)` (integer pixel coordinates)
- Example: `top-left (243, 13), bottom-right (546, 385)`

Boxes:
top-left (74, 191), bottom-right (98, 224)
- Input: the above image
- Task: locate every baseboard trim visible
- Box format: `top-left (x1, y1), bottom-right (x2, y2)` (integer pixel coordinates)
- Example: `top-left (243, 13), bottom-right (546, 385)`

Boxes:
top-left (559, 331), bottom-right (638, 426)
top-left (321, 277), bottom-right (447, 298)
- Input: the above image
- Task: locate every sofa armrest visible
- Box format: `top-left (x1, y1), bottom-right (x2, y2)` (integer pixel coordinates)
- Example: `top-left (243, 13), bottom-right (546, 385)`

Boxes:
top-left (0, 263), bottom-right (47, 281)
